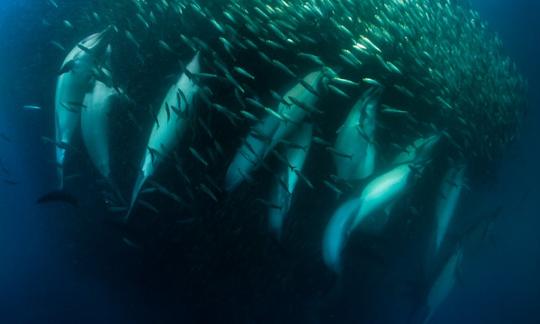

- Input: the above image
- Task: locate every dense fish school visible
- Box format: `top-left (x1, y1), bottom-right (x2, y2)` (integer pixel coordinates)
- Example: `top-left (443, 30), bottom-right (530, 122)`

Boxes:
top-left (40, 0), bottom-right (528, 322)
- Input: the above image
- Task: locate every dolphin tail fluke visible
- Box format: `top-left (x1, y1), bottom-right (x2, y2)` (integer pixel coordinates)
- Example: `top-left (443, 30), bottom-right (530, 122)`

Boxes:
top-left (125, 171), bottom-right (147, 222)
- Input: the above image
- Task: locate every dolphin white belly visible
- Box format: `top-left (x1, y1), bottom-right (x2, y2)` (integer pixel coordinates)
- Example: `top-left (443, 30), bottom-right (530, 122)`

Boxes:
top-left (128, 52), bottom-right (201, 217)
top-left (351, 164), bottom-right (411, 229)
top-left (225, 71), bottom-right (323, 192)
top-left (81, 80), bottom-right (118, 181)
top-left (268, 122), bottom-right (313, 240)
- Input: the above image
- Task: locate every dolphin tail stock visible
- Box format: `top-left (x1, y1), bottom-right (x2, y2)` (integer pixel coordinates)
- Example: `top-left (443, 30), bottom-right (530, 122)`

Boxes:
top-left (406, 302), bottom-right (429, 324)
top-left (125, 170), bottom-right (147, 222)
top-left (268, 173), bottom-right (292, 241)
top-left (55, 146), bottom-right (66, 190)
top-left (56, 163), bottom-right (64, 190)
top-left (106, 176), bottom-right (127, 207)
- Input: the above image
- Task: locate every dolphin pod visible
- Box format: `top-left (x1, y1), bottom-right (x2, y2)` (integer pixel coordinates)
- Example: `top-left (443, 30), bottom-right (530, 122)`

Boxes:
top-left (127, 52), bottom-right (201, 218)
top-left (323, 135), bottom-right (441, 273)
top-left (54, 26), bottom-right (113, 188)
top-left (50, 29), bottom-right (469, 281)
top-left (224, 71), bottom-right (323, 192)
top-left (40, 0), bottom-right (528, 321)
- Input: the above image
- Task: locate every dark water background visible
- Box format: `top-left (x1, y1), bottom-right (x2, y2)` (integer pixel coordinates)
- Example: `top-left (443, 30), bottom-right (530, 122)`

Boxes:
top-left (0, 0), bottom-right (539, 323)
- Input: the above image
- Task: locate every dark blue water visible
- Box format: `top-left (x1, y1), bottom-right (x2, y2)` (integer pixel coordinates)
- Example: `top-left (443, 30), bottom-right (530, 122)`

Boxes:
top-left (434, 1), bottom-right (540, 323)
top-left (1, 1), bottom-right (538, 323)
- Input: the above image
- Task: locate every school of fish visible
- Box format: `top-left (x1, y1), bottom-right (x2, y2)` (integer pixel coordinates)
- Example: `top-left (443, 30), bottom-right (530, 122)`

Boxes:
top-left (44, 0), bottom-right (527, 322)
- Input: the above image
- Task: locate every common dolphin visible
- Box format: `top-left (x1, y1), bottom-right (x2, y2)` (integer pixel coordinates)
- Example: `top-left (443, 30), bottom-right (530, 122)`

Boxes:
top-left (80, 44), bottom-right (116, 180)
top-left (54, 26), bottom-right (113, 188)
top-left (268, 122), bottom-right (313, 240)
top-left (432, 164), bottom-right (467, 254)
top-left (127, 52), bottom-right (201, 218)
top-left (334, 87), bottom-right (381, 181)
top-left (225, 71), bottom-right (323, 191)
top-left (322, 135), bottom-right (440, 273)
top-left (422, 246), bottom-right (463, 324)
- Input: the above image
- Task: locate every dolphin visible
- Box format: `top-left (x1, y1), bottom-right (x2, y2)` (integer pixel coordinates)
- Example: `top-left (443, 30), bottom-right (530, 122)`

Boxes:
top-left (80, 44), bottom-right (116, 180)
top-left (127, 52), bottom-right (201, 218)
top-left (54, 26), bottom-right (113, 188)
top-left (422, 246), bottom-right (464, 324)
top-left (268, 122), bottom-right (313, 240)
top-left (432, 164), bottom-right (467, 254)
top-left (322, 135), bottom-right (440, 273)
top-left (334, 87), bottom-right (381, 181)
top-left (225, 71), bottom-right (323, 191)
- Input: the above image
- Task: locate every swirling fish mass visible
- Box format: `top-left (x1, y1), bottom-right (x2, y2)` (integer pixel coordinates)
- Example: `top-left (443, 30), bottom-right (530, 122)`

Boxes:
top-left (43, 0), bottom-right (527, 321)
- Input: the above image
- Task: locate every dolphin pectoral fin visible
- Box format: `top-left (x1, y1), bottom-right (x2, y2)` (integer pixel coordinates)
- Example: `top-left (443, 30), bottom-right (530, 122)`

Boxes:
top-left (322, 198), bottom-right (362, 273)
